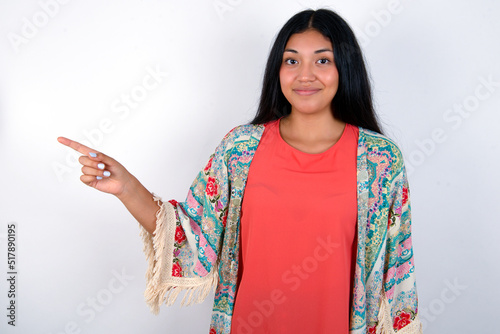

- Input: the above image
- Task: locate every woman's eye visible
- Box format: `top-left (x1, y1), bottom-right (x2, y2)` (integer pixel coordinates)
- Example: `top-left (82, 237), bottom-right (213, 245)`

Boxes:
top-left (284, 59), bottom-right (298, 65)
top-left (318, 58), bottom-right (330, 64)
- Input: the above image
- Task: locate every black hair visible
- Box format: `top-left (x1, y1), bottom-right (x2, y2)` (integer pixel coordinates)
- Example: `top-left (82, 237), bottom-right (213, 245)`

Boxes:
top-left (251, 8), bottom-right (383, 134)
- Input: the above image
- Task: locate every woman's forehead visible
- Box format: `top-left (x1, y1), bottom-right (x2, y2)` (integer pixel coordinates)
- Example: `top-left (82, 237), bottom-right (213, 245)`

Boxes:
top-left (284, 30), bottom-right (333, 52)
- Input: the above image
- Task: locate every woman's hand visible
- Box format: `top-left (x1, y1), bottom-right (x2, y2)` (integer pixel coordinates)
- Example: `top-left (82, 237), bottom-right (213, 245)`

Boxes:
top-left (58, 136), bottom-right (160, 234)
top-left (57, 137), bottom-right (134, 198)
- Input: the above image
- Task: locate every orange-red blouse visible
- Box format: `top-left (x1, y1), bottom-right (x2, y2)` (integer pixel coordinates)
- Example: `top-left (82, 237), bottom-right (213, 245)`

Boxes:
top-left (231, 119), bottom-right (359, 333)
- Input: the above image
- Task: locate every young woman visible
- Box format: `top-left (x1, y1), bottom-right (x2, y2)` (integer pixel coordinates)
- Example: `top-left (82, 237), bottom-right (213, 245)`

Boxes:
top-left (58, 9), bottom-right (421, 334)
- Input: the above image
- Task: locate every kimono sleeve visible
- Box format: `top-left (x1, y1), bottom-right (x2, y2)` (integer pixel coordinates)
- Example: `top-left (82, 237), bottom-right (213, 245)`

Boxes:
top-left (138, 141), bottom-right (231, 315)
top-left (377, 163), bottom-right (423, 333)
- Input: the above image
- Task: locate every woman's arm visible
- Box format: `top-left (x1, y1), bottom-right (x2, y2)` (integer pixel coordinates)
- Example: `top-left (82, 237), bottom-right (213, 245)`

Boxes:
top-left (57, 136), bottom-right (159, 234)
top-left (115, 175), bottom-right (159, 235)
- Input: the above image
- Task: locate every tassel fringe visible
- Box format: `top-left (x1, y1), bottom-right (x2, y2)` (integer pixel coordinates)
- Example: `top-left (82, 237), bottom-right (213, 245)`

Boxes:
top-left (139, 193), bottom-right (218, 315)
top-left (376, 294), bottom-right (423, 334)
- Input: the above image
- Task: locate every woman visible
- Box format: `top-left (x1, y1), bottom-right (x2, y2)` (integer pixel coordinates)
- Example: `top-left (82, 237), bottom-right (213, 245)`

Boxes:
top-left (58, 8), bottom-right (421, 334)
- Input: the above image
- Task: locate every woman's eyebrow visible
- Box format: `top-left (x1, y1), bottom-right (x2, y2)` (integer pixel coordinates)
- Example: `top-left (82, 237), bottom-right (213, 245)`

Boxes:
top-left (283, 48), bottom-right (333, 54)
top-left (314, 48), bottom-right (333, 54)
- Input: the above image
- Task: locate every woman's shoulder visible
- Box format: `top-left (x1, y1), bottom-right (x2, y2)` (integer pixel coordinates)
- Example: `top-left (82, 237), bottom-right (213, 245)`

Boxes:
top-left (359, 127), bottom-right (403, 155)
top-left (359, 126), bottom-right (406, 172)
top-left (220, 123), bottom-right (266, 144)
top-left (213, 123), bottom-right (266, 156)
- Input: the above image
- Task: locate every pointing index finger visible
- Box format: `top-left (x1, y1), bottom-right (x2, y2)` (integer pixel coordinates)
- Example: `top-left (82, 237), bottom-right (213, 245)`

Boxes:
top-left (57, 136), bottom-right (99, 157)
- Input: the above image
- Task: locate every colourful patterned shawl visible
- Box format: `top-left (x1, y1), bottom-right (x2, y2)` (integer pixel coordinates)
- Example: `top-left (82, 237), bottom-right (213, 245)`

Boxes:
top-left (139, 124), bottom-right (422, 333)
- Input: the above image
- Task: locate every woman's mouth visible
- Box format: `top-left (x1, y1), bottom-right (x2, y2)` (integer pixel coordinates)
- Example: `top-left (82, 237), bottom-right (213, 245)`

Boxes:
top-left (293, 88), bottom-right (320, 96)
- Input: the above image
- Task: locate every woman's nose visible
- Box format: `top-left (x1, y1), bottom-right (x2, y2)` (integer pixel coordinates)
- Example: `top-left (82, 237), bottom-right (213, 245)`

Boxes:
top-left (298, 63), bottom-right (315, 82)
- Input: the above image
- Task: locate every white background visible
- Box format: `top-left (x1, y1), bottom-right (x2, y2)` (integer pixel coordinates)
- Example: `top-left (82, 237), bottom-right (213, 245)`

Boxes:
top-left (0, 0), bottom-right (499, 333)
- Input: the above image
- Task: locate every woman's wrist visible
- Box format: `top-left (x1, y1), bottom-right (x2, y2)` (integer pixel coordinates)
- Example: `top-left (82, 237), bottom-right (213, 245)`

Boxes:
top-left (116, 173), bottom-right (143, 202)
top-left (116, 174), bottom-right (159, 234)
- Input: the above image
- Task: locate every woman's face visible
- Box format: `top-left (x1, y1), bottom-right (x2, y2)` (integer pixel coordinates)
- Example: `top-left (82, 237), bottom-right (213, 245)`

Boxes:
top-left (279, 29), bottom-right (339, 117)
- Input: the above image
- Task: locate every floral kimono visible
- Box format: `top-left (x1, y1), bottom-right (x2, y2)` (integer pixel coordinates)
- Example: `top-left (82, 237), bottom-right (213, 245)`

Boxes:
top-left (139, 124), bottom-right (422, 333)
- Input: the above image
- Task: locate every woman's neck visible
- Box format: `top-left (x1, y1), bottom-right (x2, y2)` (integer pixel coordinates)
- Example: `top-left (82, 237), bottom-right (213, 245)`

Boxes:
top-left (279, 111), bottom-right (346, 154)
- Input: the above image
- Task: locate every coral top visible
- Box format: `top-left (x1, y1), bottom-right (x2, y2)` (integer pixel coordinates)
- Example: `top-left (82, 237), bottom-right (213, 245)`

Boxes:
top-left (231, 119), bottom-right (359, 333)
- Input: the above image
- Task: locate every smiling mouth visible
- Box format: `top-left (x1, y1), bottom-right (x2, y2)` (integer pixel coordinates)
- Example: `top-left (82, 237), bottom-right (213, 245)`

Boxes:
top-left (293, 89), bottom-right (320, 96)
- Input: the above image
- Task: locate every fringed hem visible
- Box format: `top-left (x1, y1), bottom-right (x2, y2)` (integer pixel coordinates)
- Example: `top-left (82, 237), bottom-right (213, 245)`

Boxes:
top-left (139, 193), bottom-right (218, 315)
top-left (376, 295), bottom-right (423, 334)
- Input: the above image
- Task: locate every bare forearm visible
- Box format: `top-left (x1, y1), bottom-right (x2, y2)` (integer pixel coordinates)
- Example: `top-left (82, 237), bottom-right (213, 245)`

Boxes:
top-left (117, 176), bottom-right (160, 235)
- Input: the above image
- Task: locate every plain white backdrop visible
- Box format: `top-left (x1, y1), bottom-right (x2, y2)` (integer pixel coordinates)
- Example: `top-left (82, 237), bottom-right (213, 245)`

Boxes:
top-left (0, 0), bottom-right (499, 333)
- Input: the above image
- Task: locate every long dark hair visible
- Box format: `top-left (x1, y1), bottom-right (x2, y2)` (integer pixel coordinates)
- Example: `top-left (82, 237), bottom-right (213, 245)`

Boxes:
top-left (251, 9), bottom-right (383, 134)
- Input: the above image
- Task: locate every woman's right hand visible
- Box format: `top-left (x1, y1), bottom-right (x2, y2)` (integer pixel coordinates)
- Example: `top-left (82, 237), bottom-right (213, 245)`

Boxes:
top-left (58, 136), bottom-right (159, 234)
top-left (57, 136), bottom-right (134, 198)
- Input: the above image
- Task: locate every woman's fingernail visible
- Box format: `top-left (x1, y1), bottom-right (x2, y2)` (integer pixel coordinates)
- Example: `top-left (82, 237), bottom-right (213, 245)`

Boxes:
top-left (89, 152), bottom-right (97, 158)
top-left (96, 176), bottom-right (103, 180)
top-left (103, 171), bottom-right (111, 177)
top-left (97, 163), bottom-right (105, 170)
